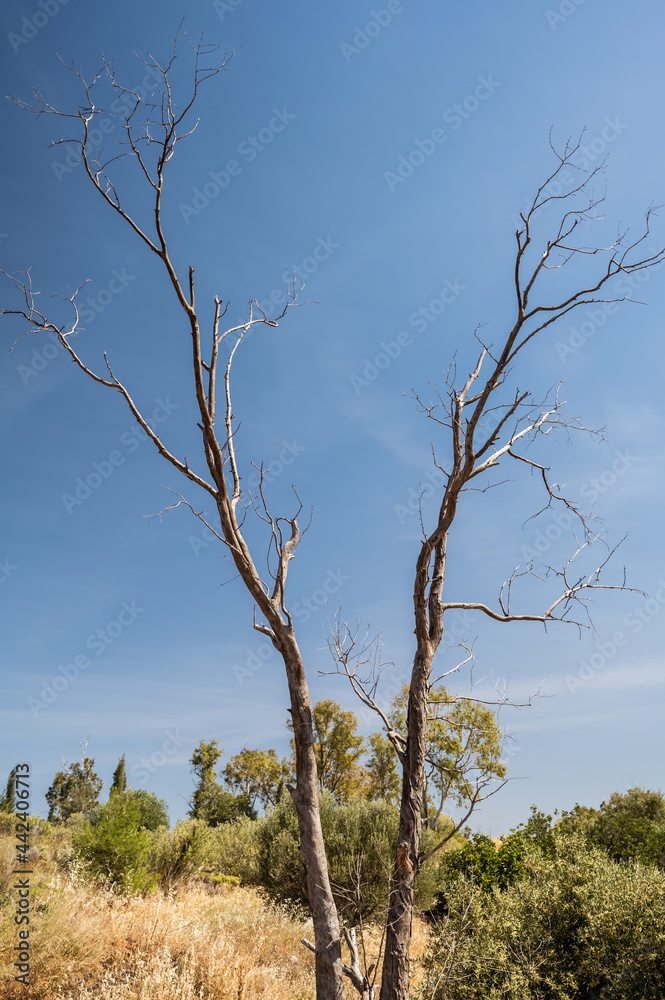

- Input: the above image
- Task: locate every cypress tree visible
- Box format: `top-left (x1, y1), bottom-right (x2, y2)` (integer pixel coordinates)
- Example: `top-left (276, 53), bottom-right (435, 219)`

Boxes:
top-left (0, 768), bottom-right (16, 813)
top-left (110, 754), bottom-right (128, 795)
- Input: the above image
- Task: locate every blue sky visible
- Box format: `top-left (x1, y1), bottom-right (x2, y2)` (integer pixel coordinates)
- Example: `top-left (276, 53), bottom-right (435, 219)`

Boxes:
top-left (1, 0), bottom-right (664, 835)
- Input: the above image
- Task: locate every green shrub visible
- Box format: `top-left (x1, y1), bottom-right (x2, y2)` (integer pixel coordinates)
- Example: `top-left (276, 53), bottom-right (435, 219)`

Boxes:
top-left (147, 819), bottom-right (212, 887)
top-left (253, 792), bottom-right (442, 923)
top-left (74, 793), bottom-right (158, 894)
top-left (589, 810), bottom-right (665, 868)
top-left (436, 832), bottom-right (526, 908)
top-left (417, 832), bottom-right (665, 1000)
top-left (199, 815), bottom-right (262, 883)
top-left (147, 815), bottom-right (261, 888)
top-left (126, 788), bottom-right (169, 832)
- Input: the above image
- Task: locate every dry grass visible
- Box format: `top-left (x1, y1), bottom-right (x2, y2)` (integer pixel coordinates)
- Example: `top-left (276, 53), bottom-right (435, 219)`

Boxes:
top-left (0, 837), bottom-right (430, 1000)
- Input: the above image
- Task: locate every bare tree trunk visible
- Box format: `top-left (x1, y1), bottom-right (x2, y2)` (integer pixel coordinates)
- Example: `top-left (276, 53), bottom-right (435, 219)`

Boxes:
top-left (4, 56), bottom-right (665, 1000)
top-left (1, 43), bottom-right (347, 1000)
top-left (380, 651), bottom-right (429, 999)
top-left (374, 138), bottom-right (665, 998)
top-left (281, 634), bottom-right (345, 998)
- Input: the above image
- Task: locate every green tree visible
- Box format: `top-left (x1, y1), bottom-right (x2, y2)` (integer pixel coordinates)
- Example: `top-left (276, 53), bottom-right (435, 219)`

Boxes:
top-left (110, 754), bottom-right (127, 795)
top-left (254, 791), bottom-right (442, 925)
top-left (437, 832), bottom-right (527, 906)
top-left (365, 732), bottom-right (401, 806)
top-left (74, 792), bottom-right (157, 894)
top-left (189, 738), bottom-right (223, 822)
top-left (128, 788), bottom-right (169, 831)
top-left (0, 768), bottom-right (16, 813)
top-left (189, 739), bottom-right (255, 826)
top-left (512, 804), bottom-right (557, 858)
top-left (599, 786), bottom-right (665, 825)
top-left (289, 700), bottom-right (366, 803)
top-left (45, 757), bottom-right (103, 822)
top-left (222, 748), bottom-right (289, 812)
top-left (589, 790), bottom-right (665, 868)
top-left (557, 801), bottom-right (600, 836)
top-left (559, 788), bottom-right (665, 868)
top-left (383, 684), bottom-right (506, 825)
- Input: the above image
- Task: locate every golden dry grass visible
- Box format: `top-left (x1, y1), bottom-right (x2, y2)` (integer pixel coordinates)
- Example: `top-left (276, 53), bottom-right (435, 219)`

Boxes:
top-left (0, 839), bottom-right (430, 1000)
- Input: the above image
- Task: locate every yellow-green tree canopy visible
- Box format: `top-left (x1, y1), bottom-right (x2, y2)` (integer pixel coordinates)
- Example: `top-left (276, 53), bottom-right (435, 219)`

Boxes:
top-left (368, 684), bottom-right (506, 825)
top-left (289, 700), bottom-right (366, 802)
top-left (223, 748), bottom-right (289, 811)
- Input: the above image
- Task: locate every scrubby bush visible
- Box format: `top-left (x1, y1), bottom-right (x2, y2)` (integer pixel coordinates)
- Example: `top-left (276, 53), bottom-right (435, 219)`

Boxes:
top-left (253, 791), bottom-right (446, 923)
top-left (146, 815), bottom-right (261, 888)
top-left (73, 793), bottom-right (158, 894)
top-left (436, 832), bottom-right (526, 904)
top-left (147, 818), bottom-right (212, 887)
top-left (200, 814), bottom-right (262, 883)
top-left (417, 832), bottom-right (665, 1000)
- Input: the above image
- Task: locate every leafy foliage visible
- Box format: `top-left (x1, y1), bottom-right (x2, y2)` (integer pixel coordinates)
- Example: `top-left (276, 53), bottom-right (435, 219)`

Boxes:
top-left (222, 748), bottom-right (289, 811)
top-left (588, 787), bottom-right (665, 868)
top-left (148, 818), bottom-right (212, 886)
top-left (110, 754), bottom-right (127, 795)
top-left (437, 832), bottom-right (526, 900)
top-left (0, 769), bottom-right (16, 814)
top-left (148, 815), bottom-right (262, 888)
top-left (364, 732), bottom-right (401, 806)
top-left (45, 757), bottom-right (103, 822)
top-left (511, 804), bottom-right (557, 858)
top-left (189, 739), bottom-right (256, 826)
top-left (74, 792), bottom-right (158, 894)
top-left (253, 791), bottom-right (443, 923)
top-left (418, 832), bottom-right (665, 1000)
top-left (558, 787), bottom-right (665, 869)
top-left (289, 701), bottom-right (366, 803)
top-left (127, 788), bottom-right (169, 831)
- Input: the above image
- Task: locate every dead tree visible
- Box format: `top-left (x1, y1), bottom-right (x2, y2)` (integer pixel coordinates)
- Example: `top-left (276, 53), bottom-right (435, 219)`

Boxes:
top-left (329, 137), bottom-right (664, 999)
top-left (1, 37), bottom-right (347, 1000)
top-left (2, 33), bottom-right (663, 1000)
